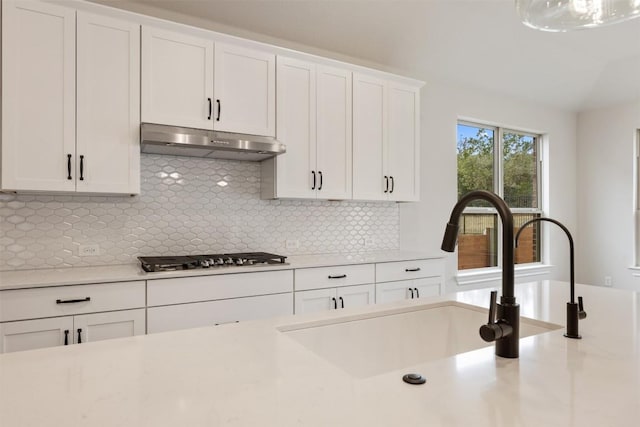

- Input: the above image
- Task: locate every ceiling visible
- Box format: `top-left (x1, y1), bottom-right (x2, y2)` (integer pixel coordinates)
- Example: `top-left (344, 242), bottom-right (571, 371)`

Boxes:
top-left (92, 0), bottom-right (640, 112)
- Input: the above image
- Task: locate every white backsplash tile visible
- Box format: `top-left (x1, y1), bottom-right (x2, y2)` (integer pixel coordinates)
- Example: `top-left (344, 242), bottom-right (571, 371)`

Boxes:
top-left (0, 154), bottom-right (399, 270)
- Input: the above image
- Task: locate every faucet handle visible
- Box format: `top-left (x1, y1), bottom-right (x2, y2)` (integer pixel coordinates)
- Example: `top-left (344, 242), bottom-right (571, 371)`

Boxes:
top-left (487, 290), bottom-right (497, 324)
top-left (578, 296), bottom-right (587, 319)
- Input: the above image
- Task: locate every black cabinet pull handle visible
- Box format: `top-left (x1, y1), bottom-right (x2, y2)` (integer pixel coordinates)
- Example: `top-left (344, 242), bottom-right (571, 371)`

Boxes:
top-left (414, 287), bottom-right (420, 298)
top-left (339, 296), bottom-right (344, 309)
top-left (64, 330), bottom-right (69, 346)
top-left (214, 320), bottom-right (240, 326)
top-left (56, 297), bottom-right (91, 304)
top-left (216, 99), bottom-right (221, 121)
top-left (67, 154), bottom-right (72, 180)
top-left (328, 274), bottom-right (347, 279)
top-left (390, 176), bottom-right (395, 193)
top-left (77, 328), bottom-right (82, 344)
top-left (318, 171), bottom-right (323, 190)
top-left (384, 176), bottom-right (389, 193)
top-left (331, 297), bottom-right (337, 310)
top-left (79, 155), bottom-right (84, 181)
top-left (408, 288), bottom-right (414, 299)
top-left (405, 268), bottom-right (421, 272)
top-left (311, 171), bottom-right (316, 190)
top-left (207, 97), bottom-right (212, 120)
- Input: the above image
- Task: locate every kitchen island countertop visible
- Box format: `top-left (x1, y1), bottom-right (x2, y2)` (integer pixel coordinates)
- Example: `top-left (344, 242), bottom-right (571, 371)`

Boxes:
top-left (1, 280), bottom-right (638, 426)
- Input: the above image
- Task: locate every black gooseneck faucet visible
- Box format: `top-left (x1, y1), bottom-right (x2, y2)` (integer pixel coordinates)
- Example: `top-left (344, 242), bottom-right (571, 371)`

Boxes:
top-left (515, 217), bottom-right (587, 339)
top-left (441, 190), bottom-right (520, 358)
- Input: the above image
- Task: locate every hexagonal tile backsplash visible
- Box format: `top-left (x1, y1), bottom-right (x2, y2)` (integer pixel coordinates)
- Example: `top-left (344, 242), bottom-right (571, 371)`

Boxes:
top-left (0, 154), bottom-right (399, 270)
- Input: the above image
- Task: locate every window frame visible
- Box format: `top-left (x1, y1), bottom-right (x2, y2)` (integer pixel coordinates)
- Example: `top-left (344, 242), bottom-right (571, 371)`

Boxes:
top-left (457, 120), bottom-right (544, 272)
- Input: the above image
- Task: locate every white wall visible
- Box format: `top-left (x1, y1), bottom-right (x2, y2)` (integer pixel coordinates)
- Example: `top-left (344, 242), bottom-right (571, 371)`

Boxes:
top-left (576, 100), bottom-right (640, 290)
top-left (400, 79), bottom-right (578, 293)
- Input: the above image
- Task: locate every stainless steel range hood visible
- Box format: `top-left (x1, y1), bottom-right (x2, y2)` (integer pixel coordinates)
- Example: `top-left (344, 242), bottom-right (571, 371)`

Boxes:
top-left (140, 123), bottom-right (286, 161)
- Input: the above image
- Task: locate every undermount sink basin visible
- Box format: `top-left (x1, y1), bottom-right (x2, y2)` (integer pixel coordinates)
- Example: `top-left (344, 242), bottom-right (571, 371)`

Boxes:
top-left (280, 301), bottom-right (561, 378)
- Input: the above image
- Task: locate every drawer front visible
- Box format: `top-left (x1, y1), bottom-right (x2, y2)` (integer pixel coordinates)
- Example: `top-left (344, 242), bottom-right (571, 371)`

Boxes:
top-left (0, 281), bottom-right (146, 322)
top-left (147, 270), bottom-right (293, 307)
top-left (375, 259), bottom-right (444, 283)
top-left (147, 293), bottom-right (293, 334)
top-left (295, 264), bottom-right (375, 291)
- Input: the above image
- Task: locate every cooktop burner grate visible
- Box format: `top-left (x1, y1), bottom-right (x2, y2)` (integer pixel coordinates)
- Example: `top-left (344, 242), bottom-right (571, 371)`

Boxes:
top-left (138, 252), bottom-right (288, 272)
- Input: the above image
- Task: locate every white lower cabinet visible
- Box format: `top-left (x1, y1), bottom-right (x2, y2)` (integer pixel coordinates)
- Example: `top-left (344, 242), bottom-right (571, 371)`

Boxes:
top-left (147, 293), bottom-right (292, 334)
top-left (0, 308), bottom-right (145, 353)
top-left (375, 277), bottom-right (442, 305)
top-left (294, 284), bottom-right (375, 315)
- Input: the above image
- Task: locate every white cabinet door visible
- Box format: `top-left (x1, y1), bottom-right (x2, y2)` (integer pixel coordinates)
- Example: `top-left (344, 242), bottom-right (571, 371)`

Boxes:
top-left (214, 43), bottom-right (275, 136)
top-left (376, 278), bottom-right (442, 305)
top-left (352, 73), bottom-right (387, 201)
top-left (272, 56), bottom-right (316, 198)
top-left (142, 27), bottom-right (213, 129)
top-left (147, 293), bottom-right (292, 334)
top-left (387, 82), bottom-right (420, 202)
top-left (336, 284), bottom-right (375, 310)
top-left (375, 280), bottom-right (414, 305)
top-left (0, 317), bottom-right (73, 353)
top-left (1, 0), bottom-right (76, 192)
top-left (74, 309), bottom-right (146, 344)
top-left (316, 65), bottom-right (352, 200)
top-left (77, 12), bottom-right (140, 194)
top-left (294, 288), bottom-right (338, 315)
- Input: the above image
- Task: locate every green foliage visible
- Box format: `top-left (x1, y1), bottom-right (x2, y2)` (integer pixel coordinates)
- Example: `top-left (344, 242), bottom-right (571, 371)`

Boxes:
top-left (457, 128), bottom-right (537, 208)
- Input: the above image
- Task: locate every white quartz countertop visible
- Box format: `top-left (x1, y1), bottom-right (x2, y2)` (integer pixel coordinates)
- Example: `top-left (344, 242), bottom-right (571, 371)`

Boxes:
top-left (1, 280), bottom-right (638, 426)
top-left (0, 250), bottom-right (441, 290)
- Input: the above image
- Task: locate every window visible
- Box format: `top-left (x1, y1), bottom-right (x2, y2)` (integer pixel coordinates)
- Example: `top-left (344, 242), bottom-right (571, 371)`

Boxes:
top-left (457, 121), bottom-right (542, 270)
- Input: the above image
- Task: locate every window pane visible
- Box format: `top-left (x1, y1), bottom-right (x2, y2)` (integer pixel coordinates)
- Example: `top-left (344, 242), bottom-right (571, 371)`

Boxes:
top-left (514, 213), bottom-right (541, 264)
top-left (457, 213), bottom-right (498, 270)
top-left (503, 132), bottom-right (538, 208)
top-left (457, 124), bottom-right (494, 207)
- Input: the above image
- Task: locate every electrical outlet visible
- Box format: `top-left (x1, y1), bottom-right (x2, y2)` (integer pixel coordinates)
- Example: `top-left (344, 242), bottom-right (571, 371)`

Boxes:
top-left (285, 240), bottom-right (299, 250)
top-left (79, 244), bottom-right (100, 257)
top-left (604, 276), bottom-right (612, 287)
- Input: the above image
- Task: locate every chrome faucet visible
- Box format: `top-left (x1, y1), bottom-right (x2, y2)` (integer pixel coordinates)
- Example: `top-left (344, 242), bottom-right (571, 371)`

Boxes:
top-left (441, 190), bottom-right (520, 358)
top-left (515, 217), bottom-right (586, 339)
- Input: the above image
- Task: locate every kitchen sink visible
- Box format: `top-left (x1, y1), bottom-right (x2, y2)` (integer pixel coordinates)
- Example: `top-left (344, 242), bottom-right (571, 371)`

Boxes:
top-left (279, 301), bottom-right (561, 378)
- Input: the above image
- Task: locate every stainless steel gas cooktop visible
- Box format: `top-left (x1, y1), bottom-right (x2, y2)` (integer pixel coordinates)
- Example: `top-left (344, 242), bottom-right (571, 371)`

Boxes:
top-left (137, 252), bottom-right (288, 272)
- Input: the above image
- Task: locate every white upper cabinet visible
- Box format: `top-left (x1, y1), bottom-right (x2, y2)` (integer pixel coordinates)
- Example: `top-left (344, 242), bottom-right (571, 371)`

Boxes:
top-left (1, 0), bottom-right (76, 192)
top-left (353, 73), bottom-right (421, 202)
top-left (387, 82), bottom-right (420, 202)
top-left (77, 12), bottom-right (140, 194)
top-left (213, 43), bottom-right (276, 136)
top-left (262, 57), bottom-right (351, 200)
top-left (1, 1), bottom-right (140, 194)
top-left (141, 27), bottom-right (214, 129)
top-left (141, 32), bottom-right (276, 137)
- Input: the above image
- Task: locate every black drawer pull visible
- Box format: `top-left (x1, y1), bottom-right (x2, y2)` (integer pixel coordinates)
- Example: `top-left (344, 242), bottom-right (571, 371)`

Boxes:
top-left (390, 176), bottom-right (395, 193)
top-left (64, 330), bottom-right (69, 346)
top-left (311, 170), bottom-right (316, 190)
top-left (77, 328), bottom-right (82, 344)
top-left (408, 288), bottom-right (414, 299)
top-left (339, 296), bottom-right (344, 308)
top-left (414, 287), bottom-right (420, 298)
top-left (318, 171), bottom-right (323, 190)
top-left (328, 274), bottom-right (347, 279)
top-left (331, 297), bottom-right (337, 310)
top-left (214, 320), bottom-right (240, 326)
top-left (405, 268), bottom-right (421, 272)
top-left (67, 154), bottom-right (72, 180)
top-left (56, 297), bottom-right (91, 304)
top-left (216, 99), bottom-right (221, 121)
top-left (79, 155), bottom-right (85, 181)
top-left (207, 97), bottom-right (212, 120)
top-left (384, 176), bottom-right (389, 193)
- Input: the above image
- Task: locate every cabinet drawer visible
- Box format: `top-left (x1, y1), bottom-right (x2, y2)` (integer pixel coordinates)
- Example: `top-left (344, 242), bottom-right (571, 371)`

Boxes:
top-left (147, 270), bottom-right (293, 307)
top-left (147, 293), bottom-right (293, 334)
top-left (295, 264), bottom-right (375, 291)
top-left (375, 259), bottom-right (444, 283)
top-left (0, 281), bottom-right (145, 322)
